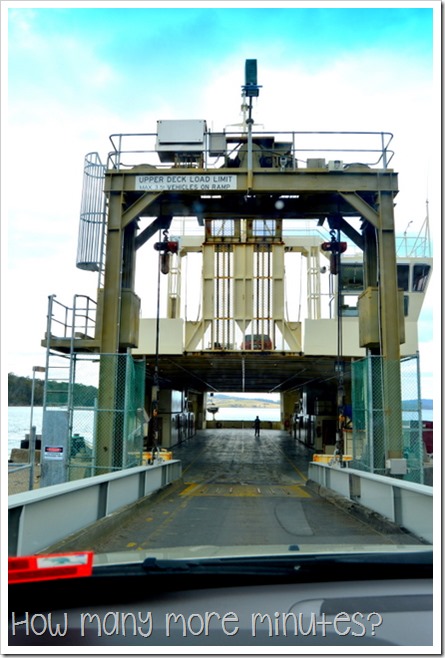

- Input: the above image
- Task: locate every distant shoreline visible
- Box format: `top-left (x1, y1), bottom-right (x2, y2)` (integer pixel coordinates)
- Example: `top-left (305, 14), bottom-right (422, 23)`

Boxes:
top-left (211, 396), bottom-right (279, 409)
top-left (8, 398), bottom-right (433, 411)
top-left (212, 396), bottom-right (433, 411)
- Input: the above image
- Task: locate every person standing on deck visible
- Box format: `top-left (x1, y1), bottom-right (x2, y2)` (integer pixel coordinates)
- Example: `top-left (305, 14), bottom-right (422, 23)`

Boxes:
top-left (254, 415), bottom-right (261, 438)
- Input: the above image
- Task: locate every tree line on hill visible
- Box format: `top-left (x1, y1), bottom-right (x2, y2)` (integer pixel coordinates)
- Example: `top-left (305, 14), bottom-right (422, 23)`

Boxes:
top-left (9, 372), bottom-right (432, 411)
top-left (212, 394), bottom-right (279, 408)
top-left (8, 373), bottom-right (98, 407)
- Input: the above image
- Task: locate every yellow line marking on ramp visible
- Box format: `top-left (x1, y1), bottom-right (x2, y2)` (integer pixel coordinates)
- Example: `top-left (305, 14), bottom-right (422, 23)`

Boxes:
top-left (180, 483), bottom-right (312, 498)
top-left (179, 482), bottom-right (205, 496)
top-left (277, 448), bottom-right (308, 482)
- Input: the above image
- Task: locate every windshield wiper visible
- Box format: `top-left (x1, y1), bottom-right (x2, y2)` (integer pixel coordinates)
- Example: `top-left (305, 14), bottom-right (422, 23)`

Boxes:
top-left (9, 549), bottom-right (432, 615)
top-left (140, 556), bottom-right (300, 576)
top-left (127, 550), bottom-right (433, 580)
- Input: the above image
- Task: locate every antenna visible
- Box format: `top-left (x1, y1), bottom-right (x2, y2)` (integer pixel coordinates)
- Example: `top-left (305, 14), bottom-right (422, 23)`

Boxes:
top-left (241, 59), bottom-right (261, 191)
top-left (243, 59), bottom-right (261, 98)
top-left (225, 59), bottom-right (263, 133)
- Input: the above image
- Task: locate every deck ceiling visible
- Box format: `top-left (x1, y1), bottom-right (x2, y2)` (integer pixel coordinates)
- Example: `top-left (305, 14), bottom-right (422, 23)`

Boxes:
top-left (144, 352), bottom-right (350, 395)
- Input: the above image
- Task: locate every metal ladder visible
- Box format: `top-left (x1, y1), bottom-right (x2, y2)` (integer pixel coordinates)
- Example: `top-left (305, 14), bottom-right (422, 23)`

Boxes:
top-left (42, 294), bottom-right (98, 451)
top-left (43, 296), bottom-right (75, 413)
top-left (76, 151), bottom-right (107, 291)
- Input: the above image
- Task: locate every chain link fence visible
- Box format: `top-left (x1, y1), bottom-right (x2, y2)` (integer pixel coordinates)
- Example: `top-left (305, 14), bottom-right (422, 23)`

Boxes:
top-left (68, 353), bottom-right (146, 480)
top-left (9, 354), bottom-right (146, 493)
top-left (351, 354), bottom-right (424, 483)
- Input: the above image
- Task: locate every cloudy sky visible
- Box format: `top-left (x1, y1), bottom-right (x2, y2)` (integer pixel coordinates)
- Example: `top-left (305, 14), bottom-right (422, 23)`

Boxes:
top-left (2, 1), bottom-right (439, 400)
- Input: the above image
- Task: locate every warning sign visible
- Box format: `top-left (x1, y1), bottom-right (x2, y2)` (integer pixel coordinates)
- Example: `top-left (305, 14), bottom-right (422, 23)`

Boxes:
top-left (44, 446), bottom-right (64, 461)
top-left (135, 173), bottom-right (237, 192)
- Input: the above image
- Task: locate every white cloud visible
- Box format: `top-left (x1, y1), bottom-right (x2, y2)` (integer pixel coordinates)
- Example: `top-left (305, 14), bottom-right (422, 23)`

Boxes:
top-left (4, 8), bottom-right (437, 399)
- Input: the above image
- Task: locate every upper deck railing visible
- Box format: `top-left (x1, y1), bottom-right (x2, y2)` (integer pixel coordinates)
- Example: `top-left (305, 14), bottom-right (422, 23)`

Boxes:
top-left (106, 129), bottom-right (394, 171)
top-left (164, 217), bottom-right (431, 260)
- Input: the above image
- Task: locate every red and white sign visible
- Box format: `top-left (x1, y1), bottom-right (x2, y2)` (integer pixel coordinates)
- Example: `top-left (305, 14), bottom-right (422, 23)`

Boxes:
top-left (43, 446), bottom-right (64, 461)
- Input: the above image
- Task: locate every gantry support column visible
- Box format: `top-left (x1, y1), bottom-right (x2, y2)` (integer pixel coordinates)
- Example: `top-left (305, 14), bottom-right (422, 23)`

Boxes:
top-left (96, 191), bottom-right (139, 473)
top-left (341, 188), bottom-right (403, 467)
top-left (100, 192), bottom-right (125, 355)
top-left (377, 191), bottom-right (403, 460)
top-left (96, 192), bottom-right (124, 473)
top-left (377, 192), bottom-right (401, 362)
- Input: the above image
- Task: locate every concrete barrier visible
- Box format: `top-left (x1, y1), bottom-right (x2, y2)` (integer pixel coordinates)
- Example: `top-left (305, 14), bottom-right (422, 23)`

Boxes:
top-left (8, 460), bottom-right (182, 556)
top-left (308, 462), bottom-right (433, 544)
top-left (10, 448), bottom-right (41, 463)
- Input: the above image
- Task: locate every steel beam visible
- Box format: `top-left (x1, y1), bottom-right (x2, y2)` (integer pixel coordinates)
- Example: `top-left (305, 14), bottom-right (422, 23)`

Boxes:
top-left (377, 191), bottom-right (403, 459)
top-left (339, 192), bottom-right (380, 227)
top-left (378, 191), bottom-right (401, 361)
top-left (125, 195), bottom-right (368, 220)
top-left (121, 192), bottom-right (162, 228)
top-left (96, 193), bottom-right (133, 472)
top-left (135, 215), bottom-right (172, 250)
top-left (326, 215), bottom-right (364, 251)
top-left (105, 168), bottom-right (398, 195)
top-left (99, 192), bottom-right (124, 354)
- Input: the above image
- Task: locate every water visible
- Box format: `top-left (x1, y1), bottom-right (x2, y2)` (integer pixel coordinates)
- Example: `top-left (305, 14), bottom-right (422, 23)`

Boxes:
top-left (7, 407), bottom-right (95, 458)
top-left (8, 407), bottom-right (43, 457)
top-left (403, 410), bottom-right (433, 422)
top-left (8, 407), bottom-right (280, 454)
top-left (207, 407), bottom-right (280, 423)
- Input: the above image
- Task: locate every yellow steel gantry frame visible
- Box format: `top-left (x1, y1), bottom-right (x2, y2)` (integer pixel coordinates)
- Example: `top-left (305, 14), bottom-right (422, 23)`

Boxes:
top-left (90, 154), bottom-right (402, 471)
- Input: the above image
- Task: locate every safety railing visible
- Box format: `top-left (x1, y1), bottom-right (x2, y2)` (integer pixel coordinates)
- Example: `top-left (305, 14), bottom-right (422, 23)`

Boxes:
top-left (8, 460), bottom-right (182, 556)
top-left (44, 294), bottom-right (97, 341)
top-left (308, 462), bottom-right (433, 544)
top-left (396, 215), bottom-right (432, 259)
top-left (72, 294), bottom-right (98, 340)
top-left (106, 130), bottom-right (394, 171)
